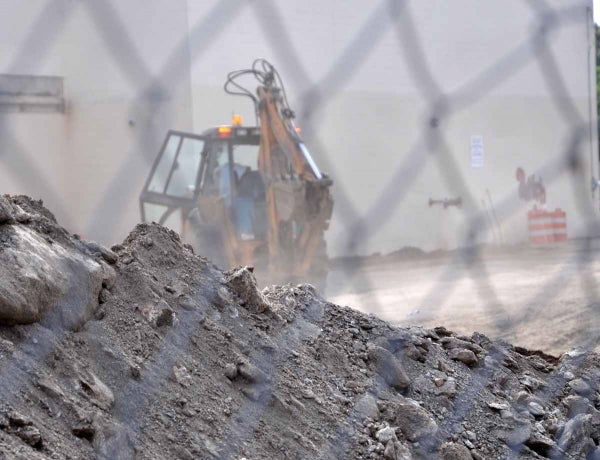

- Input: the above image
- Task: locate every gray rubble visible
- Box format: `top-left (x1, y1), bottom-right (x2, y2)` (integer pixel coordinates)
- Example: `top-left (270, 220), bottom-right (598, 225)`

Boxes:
top-left (0, 194), bottom-right (599, 459)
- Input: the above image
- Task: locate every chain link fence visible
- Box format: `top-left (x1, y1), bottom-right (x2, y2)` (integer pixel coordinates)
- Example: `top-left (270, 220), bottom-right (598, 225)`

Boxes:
top-left (1, 0), bottom-right (599, 458)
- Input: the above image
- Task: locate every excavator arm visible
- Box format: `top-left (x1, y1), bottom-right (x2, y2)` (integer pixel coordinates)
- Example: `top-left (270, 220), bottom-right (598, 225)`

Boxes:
top-left (257, 85), bottom-right (322, 181)
top-left (247, 60), bottom-right (333, 279)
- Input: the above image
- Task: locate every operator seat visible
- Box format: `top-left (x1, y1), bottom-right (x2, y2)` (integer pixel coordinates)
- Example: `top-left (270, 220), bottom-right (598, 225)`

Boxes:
top-left (236, 171), bottom-right (267, 239)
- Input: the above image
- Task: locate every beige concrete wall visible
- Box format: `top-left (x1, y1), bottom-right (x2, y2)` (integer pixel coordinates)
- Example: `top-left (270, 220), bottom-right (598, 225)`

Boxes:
top-left (0, 0), bottom-right (194, 243)
top-left (0, 0), bottom-right (595, 256)
top-left (187, 0), bottom-right (598, 256)
top-left (320, 93), bottom-right (596, 255)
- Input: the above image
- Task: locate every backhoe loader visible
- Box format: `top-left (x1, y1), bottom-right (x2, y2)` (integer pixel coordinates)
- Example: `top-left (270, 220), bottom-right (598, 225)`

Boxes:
top-left (139, 59), bottom-right (333, 289)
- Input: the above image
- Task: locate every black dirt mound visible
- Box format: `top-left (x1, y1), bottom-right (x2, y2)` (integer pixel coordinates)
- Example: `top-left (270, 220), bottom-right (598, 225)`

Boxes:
top-left (0, 195), bottom-right (599, 459)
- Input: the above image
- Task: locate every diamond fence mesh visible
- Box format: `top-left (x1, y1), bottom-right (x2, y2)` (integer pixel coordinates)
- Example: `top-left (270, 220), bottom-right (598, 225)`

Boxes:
top-left (1, 0), bottom-right (599, 458)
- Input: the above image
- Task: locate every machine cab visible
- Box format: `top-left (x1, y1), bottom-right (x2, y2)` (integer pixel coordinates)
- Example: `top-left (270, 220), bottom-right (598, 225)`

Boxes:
top-left (140, 125), bottom-right (266, 239)
top-left (140, 130), bottom-right (205, 230)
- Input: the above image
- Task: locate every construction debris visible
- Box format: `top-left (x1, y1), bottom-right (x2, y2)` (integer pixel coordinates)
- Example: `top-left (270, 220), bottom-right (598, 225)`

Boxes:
top-left (0, 195), bottom-right (599, 459)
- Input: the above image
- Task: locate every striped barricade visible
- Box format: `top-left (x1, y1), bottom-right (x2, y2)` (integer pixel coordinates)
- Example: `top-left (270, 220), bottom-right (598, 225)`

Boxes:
top-left (552, 209), bottom-right (567, 242)
top-left (527, 208), bottom-right (567, 244)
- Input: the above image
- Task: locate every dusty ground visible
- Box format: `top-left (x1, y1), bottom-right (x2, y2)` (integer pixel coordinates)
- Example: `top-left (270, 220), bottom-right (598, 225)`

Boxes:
top-left (327, 242), bottom-right (600, 356)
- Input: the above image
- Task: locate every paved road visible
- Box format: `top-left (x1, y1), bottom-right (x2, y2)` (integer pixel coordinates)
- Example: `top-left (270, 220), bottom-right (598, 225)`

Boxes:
top-left (326, 241), bottom-right (600, 356)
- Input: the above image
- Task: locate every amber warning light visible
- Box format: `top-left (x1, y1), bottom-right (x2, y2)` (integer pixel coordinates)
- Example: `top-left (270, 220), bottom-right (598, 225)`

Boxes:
top-left (217, 126), bottom-right (232, 137)
top-left (232, 114), bottom-right (243, 126)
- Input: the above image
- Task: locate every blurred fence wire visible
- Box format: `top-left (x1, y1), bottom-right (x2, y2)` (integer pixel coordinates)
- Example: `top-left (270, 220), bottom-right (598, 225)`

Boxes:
top-left (1, 0), bottom-right (600, 458)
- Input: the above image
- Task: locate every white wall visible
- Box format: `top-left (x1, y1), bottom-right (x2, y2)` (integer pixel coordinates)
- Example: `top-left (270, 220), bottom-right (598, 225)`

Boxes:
top-left (0, 1), bottom-right (596, 256)
top-left (0, 0), bottom-right (194, 243)
top-left (187, 0), bottom-right (598, 255)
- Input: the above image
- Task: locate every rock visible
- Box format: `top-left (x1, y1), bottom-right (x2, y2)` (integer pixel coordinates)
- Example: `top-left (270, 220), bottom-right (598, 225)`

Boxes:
top-left (98, 288), bottom-right (111, 304)
top-left (78, 368), bottom-right (114, 411)
top-left (464, 431), bottom-right (476, 442)
top-left (318, 341), bottom-right (350, 369)
top-left (164, 280), bottom-right (190, 298)
top-left (440, 442), bottom-right (473, 459)
top-left (93, 420), bottom-right (135, 460)
top-left (120, 254), bottom-right (134, 265)
top-left (301, 388), bottom-right (316, 400)
top-left (568, 378), bottom-right (592, 396)
top-left (139, 300), bottom-right (174, 328)
top-left (139, 235), bottom-right (154, 248)
top-left (440, 337), bottom-right (484, 354)
top-left (37, 377), bottom-right (65, 399)
top-left (520, 375), bottom-right (545, 391)
top-left (224, 266), bottom-right (270, 313)
top-left (528, 401), bottom-right (545, 417)
top-left (450, 349), bottom-right (478, 367)
top-left (483, 355), bottom-right (497, 368)
top-left (72, 420), bottom-right (96, 440)
top-left (178, 295), bottom-right (199, 311)
top-left (0, 225), bottom-right (107, 327)
top-left (500, 421), bottom-right (531, 447)
top-left (156, 306), bottom-right (174, 327)
top-left (100, 263), bottom-right (116, 290)
top-left (354, 394), bottom-right (379, 420)
top-left (224, 363), bottom-right (238, 380)
top-left (564, 395), bottom-right (590, 417)
top-left (241, 386), bottom-right (261, 401)
top-left (237, 360), bottom-right (269, 384)
top-left (514, 390), bottom-right (530, 406)
top-left (384, 439), bottom-right (412, 460)
top-left (83, 241), bottom-right (119, 265)
top-left (434, 377), bottom-right (446, 387)
top-left (0, 196), bottom-right (14, 224)
top-left (525, 432), bottom-right (555, 458)
top-left (435, 377), bottom-right (457, 398)
top-left (0, 338), bottom-right (15, 356)
top-left (557, 413), bottom-right (594, 456)
top-left (13, 207), bottom-right (32, 224)
top-left (173, 365), bottom-right (193, 387)
top-left (367, 345), bottom-right (411, 391)
top-left (434, 326), bottom-right (454, 337)
top-left (376, 425), bottom-right (397, 443)
top-left (128, 362), bottom-right (141, 379)
top-left (393, 398), bottom-right (438, 442)
top-left (470, 451), bottom-right (485, 460)
top-left (487, 401), bottom-right (509, 411)
top-left (405, 344), bottom-right (427, 362)
top-left (16, 425), bottom-right (42, 447)
top-left (8, 411), bottom-right (33, 427)
top-left (436, 359), bottom-right (452, 374)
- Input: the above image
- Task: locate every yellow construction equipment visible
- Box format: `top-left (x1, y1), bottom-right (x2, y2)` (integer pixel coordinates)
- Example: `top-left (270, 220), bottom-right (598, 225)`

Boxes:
top-left (140, 59), bottom-right (333, 289)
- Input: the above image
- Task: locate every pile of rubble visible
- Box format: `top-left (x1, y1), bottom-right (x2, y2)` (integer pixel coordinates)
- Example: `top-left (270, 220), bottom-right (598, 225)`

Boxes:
top-left (0, 194), bottom-right (599, 459)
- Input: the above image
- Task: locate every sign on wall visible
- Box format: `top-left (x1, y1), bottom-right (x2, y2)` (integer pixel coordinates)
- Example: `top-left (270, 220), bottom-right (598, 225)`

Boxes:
top-left (0, 74), bottom-right (65, 113)
top-left (470, 135), bottom-right (484, 168)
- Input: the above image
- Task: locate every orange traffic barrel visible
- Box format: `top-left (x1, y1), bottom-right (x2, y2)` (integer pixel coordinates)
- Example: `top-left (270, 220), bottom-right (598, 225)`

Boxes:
top-left (551, 208), bottom-right (567, 242)
top-left (527, 208), bottom-right (567, 244)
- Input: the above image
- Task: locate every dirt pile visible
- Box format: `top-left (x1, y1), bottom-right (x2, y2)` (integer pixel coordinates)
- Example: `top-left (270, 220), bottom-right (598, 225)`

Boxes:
top-left (0, 195), bottom-right (599, 459)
